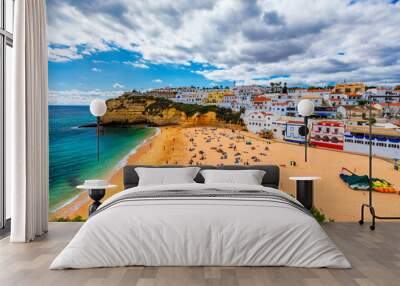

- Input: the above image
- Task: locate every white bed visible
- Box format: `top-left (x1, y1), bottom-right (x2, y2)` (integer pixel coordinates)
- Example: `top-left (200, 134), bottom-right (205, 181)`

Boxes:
top-left (50, 183), bottom-right (351, 269)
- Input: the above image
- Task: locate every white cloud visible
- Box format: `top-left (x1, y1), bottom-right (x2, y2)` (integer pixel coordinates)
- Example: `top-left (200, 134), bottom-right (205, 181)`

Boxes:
top-left (123, 61), bottom-right (149, 69)
top-left (47, 0), bottom-right (400, 86)
top-left (152, 79), bottom-right (163, 83)
top-left (48, 46), bottom-right (83, 62)
top-left (91, 67), bottom-right (102, 72)
top-left (49, 89), bottom-right (124, 105)
top-left (113, 82), bottom-right (124, 89)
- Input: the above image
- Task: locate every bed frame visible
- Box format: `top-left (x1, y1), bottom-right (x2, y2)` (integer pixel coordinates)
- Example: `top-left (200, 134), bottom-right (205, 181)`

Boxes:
top-left (123, 165), bottom-right (280, 189)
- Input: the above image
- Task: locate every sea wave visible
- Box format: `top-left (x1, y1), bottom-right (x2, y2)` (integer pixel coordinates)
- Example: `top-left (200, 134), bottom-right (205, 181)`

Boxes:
top-left (50, 190), bottom-right (85, 213)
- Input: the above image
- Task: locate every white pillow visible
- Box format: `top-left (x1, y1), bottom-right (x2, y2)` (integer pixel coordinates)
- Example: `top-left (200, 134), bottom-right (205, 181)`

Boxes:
top-left (135, 167), bottom-right (200, 186)
top-left (200, 169), bottom-right (266, 185)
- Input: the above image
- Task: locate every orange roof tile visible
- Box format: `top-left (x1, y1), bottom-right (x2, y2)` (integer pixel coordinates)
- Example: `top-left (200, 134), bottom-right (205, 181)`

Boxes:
top-left (383, 102), bottom-right (400, 107)
top-left (314, 121), bottom-right (344, 127)
top-left (253, 96), bottom-right (271, 103)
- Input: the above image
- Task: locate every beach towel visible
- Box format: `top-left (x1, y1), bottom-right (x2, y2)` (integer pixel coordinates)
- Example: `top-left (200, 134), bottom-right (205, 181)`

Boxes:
top-left (340, 168), bottom-right (397, 193)
top-left (339, 173), bottom-right (370, 190)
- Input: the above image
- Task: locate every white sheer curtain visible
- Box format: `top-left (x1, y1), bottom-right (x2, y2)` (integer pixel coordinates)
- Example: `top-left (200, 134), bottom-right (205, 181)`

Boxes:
top-left (8, 0), bottom-right (48, 242)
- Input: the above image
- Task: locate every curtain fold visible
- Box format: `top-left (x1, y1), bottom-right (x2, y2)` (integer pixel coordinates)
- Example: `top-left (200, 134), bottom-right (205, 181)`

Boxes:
top-left (9, 0), bottom-right (48, 242)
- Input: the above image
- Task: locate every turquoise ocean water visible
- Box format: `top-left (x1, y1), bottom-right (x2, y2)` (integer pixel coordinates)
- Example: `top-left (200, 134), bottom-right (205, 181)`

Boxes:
top-left (49, 105), bottom-right (156, 212)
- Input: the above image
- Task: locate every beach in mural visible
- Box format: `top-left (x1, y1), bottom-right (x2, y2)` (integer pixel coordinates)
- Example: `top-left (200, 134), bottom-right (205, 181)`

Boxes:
top-left (49, 105), bottom-right (157, 213)
top-left (50, 86), bottom-right (400, 222)
top-left (51, 121), bottom-right (400, 222)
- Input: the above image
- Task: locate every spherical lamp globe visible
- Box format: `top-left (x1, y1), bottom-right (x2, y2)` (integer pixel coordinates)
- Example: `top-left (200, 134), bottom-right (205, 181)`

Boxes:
top-left (90, 99), bottom-right (107, 117)
top-left (298, 99), bottom-right (315, 117)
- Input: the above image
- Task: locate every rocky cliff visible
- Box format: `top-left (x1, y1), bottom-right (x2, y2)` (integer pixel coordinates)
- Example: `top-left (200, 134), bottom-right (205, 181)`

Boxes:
top-left (100, 92), bottom-right (243, 128)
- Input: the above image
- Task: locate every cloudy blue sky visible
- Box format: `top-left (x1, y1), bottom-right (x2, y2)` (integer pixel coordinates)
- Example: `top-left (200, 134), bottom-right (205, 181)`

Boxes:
top-left (47, 0), bottom-right (400, 105)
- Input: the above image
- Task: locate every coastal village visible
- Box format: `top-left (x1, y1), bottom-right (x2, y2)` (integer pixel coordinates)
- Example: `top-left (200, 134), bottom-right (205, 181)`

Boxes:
top-left (53, 82), bottom-right (400, 222)
top-left (147, 82), bottom-right (400, 161)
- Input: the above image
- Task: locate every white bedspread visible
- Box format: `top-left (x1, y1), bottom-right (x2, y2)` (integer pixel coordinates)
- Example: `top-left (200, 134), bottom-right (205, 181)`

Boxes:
top-left (50, 183), bottom-right (351, 269)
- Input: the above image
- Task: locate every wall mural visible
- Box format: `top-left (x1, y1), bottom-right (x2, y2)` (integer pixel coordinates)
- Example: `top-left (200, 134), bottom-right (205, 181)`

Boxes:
top-left (47, 0), bottom-right (400, 222)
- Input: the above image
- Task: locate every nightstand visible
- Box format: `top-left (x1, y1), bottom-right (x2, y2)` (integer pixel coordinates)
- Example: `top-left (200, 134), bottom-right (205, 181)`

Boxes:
top-left (289, 177), bottom-right (321, 210)
top-left (77, 180), bottom-right (117, 216)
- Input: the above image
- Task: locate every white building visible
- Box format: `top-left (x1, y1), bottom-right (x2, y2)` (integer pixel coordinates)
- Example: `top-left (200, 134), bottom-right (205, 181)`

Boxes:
top-left (244, 111), bottom-right (278, 134)
top-left (233, 85), bottom-right (266, 96)
top-left (174, 90), bottom-right (207, 105)
top-left (344, 126), bottom-right (400, 159)
top-left (310, 120), bottom-right (345, 150)
top-left (288, 89), bottom-right (308, 97)
top-left (284, 120), bottom-right (306, 144)
top-left (219, 94), bottom-right (236, 109)
top-left (323, 93), bottom-right (346, 107)
top-left (232, 85), bottom-right (265, 111)
top-left (363, 87), bottom-right (399, 103)
top-left (232, 95), bottom-right (252, 112)
top-left (270, 118), bottom-right (289, 139)
top-left (342, 94), bottom-right (362, 105)
top-left (300, 94), bottom-right (323, 106)
top-left (251, 95), bottom-right (272, 111)
top-left (270, 101), bottom-right (297, 116)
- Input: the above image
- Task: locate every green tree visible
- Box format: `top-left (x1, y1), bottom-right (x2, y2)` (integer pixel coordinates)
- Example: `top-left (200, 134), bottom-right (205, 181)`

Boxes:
top-left (358, 100), bottom-right (368, 106)
top-left (369, 117), bottom-right (376, 125)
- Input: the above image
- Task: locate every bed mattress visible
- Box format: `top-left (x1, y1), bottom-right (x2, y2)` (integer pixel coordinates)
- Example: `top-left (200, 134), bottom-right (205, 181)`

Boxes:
top-left (50, 183), bottom-right (351, 269)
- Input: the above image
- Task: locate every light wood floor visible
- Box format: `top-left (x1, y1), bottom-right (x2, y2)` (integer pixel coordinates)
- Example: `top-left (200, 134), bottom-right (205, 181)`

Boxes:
top-left (0, 222), bottom-right (399, 286)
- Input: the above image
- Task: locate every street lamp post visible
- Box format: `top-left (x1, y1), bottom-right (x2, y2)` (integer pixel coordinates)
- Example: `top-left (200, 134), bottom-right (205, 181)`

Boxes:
top-left (297, 99), bottom-right (315, 162)
top-left (90, 99), bottom-right (107, 162)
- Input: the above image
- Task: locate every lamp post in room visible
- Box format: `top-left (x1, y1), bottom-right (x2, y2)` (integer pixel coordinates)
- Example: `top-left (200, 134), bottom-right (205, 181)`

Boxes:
top-left (297, 99), bottom-right (314, 162)
top-left (90, 99), bottom-right (107, 162)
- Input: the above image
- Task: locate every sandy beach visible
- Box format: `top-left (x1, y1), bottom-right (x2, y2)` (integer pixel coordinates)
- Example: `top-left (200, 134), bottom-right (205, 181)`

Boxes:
top-left (52, 126), bottom-right (400, 222)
